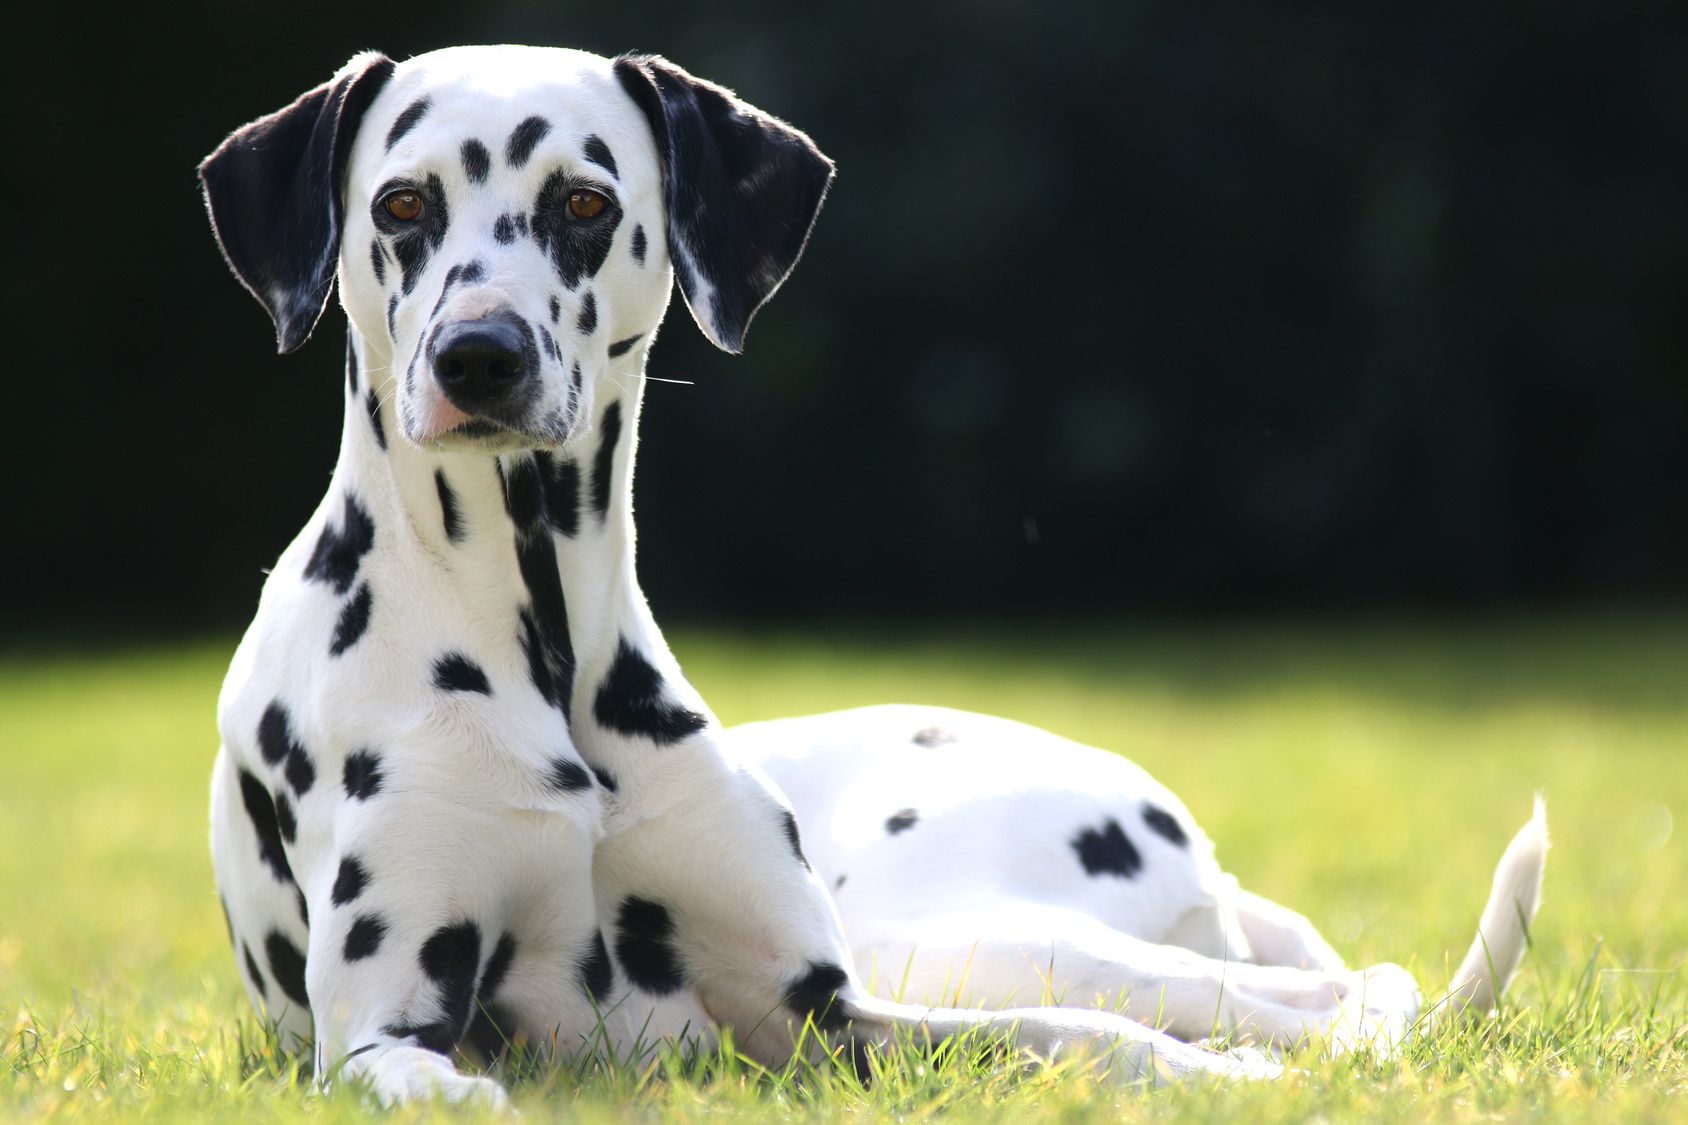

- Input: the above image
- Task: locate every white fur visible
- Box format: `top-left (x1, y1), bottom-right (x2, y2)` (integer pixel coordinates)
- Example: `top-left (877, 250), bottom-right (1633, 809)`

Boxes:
top-left (209, 46), bottom-right (1547, 1106)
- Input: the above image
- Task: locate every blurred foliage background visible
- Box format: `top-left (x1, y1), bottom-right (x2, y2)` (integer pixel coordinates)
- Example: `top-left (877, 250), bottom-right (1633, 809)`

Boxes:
top-left (5, 2), bottom-right (1684, 632)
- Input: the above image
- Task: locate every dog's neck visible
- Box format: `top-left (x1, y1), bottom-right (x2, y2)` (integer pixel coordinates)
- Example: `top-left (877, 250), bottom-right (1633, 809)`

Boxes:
top-left (335, 325), bottom-right (714, 781)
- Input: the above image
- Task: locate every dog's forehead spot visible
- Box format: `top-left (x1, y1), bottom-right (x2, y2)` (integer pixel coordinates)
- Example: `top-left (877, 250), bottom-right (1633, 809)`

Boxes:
top-left (385, 97), bottom-right (432, 151)
top-left (460, 139), bottom-right (491, 184)
top-left (582, 135), bottom-right (618, 179)
top-left (506, 116), bottom-right (551, 169)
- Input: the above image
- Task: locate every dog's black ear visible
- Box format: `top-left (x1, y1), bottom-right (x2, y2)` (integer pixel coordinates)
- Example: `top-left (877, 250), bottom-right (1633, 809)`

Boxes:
top-left (199, 52), bottom-right (395, 354)
top-left (614, 54), bottom-right (835, 354)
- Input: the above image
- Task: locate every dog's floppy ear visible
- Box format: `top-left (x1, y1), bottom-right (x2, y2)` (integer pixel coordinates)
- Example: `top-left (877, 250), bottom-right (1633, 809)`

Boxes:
top-left (199, 52), bottom-right (395, 354)
top-left (614, 54), bottom-right (835, 354)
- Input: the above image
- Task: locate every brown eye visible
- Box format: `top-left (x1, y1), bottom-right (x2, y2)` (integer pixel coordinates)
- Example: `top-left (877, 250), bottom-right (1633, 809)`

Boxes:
top-left (383, 190), bottom-right (424, 222)
top-left (567, 190), bottom-right (607, 221)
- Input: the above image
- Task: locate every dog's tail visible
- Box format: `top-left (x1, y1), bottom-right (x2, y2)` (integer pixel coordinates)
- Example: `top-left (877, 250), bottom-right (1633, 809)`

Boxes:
top-left (1432, 793), bottom-right (1548, 1021)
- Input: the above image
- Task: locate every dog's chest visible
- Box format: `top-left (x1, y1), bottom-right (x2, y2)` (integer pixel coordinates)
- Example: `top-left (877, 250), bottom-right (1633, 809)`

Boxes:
top-left (221, 498), bottom-right (597, 825)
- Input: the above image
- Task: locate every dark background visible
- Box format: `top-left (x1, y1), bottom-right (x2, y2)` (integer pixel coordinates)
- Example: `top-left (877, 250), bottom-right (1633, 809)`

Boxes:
top-left (6, 2), bottom-right (1685, 634)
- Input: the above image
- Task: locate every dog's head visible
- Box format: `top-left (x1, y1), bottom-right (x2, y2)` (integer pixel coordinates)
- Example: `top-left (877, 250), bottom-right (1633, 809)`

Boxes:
top-left (200, 46), bottom-right (833, 451)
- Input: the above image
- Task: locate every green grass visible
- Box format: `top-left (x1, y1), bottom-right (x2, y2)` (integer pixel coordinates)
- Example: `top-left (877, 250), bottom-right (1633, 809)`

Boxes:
top-left (3, 614), bottom-right (1685, 1120)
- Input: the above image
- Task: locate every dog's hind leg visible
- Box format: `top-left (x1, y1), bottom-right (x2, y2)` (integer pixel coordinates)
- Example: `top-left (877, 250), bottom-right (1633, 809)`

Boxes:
top-left (848, 902), bottom-right (1415, 1056)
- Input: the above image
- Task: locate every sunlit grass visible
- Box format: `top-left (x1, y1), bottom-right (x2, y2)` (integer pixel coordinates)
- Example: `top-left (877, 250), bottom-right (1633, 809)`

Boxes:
top-left (3, 614), bottom-right (1684, 1120)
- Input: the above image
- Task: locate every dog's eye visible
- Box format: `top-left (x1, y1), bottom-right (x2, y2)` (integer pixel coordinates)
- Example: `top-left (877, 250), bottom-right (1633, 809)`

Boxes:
top-left (567, 190), bottom-right (607, 222)
top-left (382, 190), bottom-right (425, 222)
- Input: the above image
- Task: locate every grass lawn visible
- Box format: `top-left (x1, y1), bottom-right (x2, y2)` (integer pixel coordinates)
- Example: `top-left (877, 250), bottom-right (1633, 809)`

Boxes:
top-left (2, 614), bottom-right (1684, 1120)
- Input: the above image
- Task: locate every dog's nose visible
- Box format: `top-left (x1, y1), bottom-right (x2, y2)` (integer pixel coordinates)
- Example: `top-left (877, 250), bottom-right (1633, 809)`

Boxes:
top-left (431, 317), bottom-right (530, 409)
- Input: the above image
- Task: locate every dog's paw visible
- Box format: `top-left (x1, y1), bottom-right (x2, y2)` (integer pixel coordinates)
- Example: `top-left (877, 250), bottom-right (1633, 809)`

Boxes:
top-left (360, 1045), bottom-right (513, 1110)
top-left (1326, 962), bottom-right (1422, 1057)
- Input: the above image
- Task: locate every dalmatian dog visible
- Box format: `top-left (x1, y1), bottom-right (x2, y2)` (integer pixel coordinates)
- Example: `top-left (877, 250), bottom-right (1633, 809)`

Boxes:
top-left (199, 45), bottom-right (1548, 1107)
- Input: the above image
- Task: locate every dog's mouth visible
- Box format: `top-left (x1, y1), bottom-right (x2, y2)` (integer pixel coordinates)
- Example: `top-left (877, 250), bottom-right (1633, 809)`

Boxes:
top-left (426, 413), bottom-right (578, 454)
top-left (429, 416), bottom-right (535, 453)
top-left (449, 418), bottom-right (515, 439)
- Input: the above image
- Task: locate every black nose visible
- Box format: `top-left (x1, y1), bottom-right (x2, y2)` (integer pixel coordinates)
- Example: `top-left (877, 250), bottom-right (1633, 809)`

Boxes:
top-left (431, 317), bottom-right (531, 409)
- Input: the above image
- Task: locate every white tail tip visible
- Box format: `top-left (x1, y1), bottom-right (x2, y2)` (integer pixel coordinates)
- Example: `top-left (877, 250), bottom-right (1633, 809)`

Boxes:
top-left (1439, 793), bottom-right (1549, 1019)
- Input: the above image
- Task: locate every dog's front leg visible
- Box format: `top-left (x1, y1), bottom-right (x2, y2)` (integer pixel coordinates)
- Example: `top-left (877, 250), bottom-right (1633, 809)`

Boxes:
top-left (301, 783), bottom-right (602, 1109)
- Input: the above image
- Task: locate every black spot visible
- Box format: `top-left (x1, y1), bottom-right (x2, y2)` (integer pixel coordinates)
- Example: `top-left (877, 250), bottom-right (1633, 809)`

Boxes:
top-left (503, 457), bottom-right (576, 717)
top-left (494, 214), bottom-right (516, 245)
top-left (428, 259), bottom-right (485, 320)
top-left (344, 914), bottom-right (387, 961)
top-left (274, 791), bottom-right (297, 844)
top-left (429, 264), bottom-right (462, 320)
top-left (615, 897), bottom-right (685, 995)
top-left (533, 451), bottom-right (579, 537)
top-left (578, 930), bottom-right (616, 1003)
top-left (463, 937), bottom-right (519, 1057)
top-left (576, 291), bottom-right (597, 335)
top-left (479, 931), bottom-right (516, 998)
top-left (546, 757), bottom-right (592, 792)
top-left (386, 294), bottom-right (398, 336)
top-left (532, 171), bottom-right (622, 288)
top-left (539, 325), bottom-right (559, 362)
top-left (296, 888), bottom-right (310, 927)
top-left (593, 637), bottom-right (709, 745)
top-left (885, 808), bottom-right (918, 835)
top-left (464, 931), bottom-right (518, 1058)
top-left (284, 745), bottom-right (316, 798)
top-left (607, 334), bottom-right (642, 358)
top-left (1142, 803), bottom-right (1189, 847)
top-left (582, 134), bottom-right (619, 177)
top-left (385, 97), bottom-right (430, 150)
top-left (431, 470), bottom-right (464, 544)
top-left (464, 1001), bottom-right (518, 1060)
top-left (1071, 818), bottom-right (1143, 879)
top-left (265, 930), bottom-right (310, 1009)
top-left (506, 116), bottom-right (551, 167)
top-left (371, 240), bottom-right (387, 286)
top-left (785, 961), bottom-right (852, 1033)
top-left (591, 766), bottom-right (619, 792)
top-left (384, 920), bottom-right (483, 1052)
top-left (330, 581), bottom-right (373, 656)
top-left (243, 942), bottom-right (267, 999)
top-left (381, 1018), bottom-right (459, 1057)
top-left (332, 856), bottom-right (368, 906)
top-left (548, 295), bottom-right (561, 323)
top-left (834, 874), bottom-right (847, 890)
top-left (303, 493), bottom-right (376, 594)
top-left (346, 335), bottom-right (360, 395)
top-left (912, 727), bottom-right (956, 747)
top-left (257, 702), bottom-right (293, 765)
top-left (238, 768), bottom-right (294, 884)
top-left (258, 705), bottom-right (316, 797)
top-left (343, 749), bottom-right (384, 801)
top-left (779, 808), bottom-right (810, 869)
top-left (591, 401), bottom-right (622, 519)
top-left (433, 653), bottom-right (492, 695)
top-left (363, 389), bottom-right (386, 450)
top-left (630, 224), bottom-right (646, 264)
top-left (461, 138), bottom-right (491, 184)
top-left (514, 213), bottom-right (529, 236)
